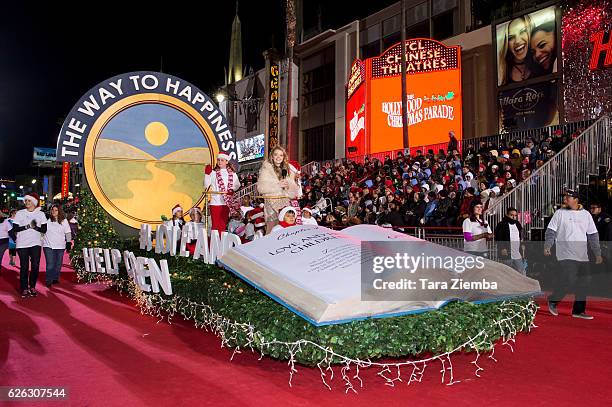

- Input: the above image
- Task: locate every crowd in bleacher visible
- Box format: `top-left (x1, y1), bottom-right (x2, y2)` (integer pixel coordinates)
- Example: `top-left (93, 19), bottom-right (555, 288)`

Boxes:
top-left (268, 129), bottom-right (578, 229)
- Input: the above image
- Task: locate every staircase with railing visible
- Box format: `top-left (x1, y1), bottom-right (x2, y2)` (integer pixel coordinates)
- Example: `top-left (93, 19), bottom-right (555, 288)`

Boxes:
top-left (485, 116), bottom-right (611, 239)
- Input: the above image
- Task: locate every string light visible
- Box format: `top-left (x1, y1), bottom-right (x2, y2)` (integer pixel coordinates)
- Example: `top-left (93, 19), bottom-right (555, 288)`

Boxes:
top-left (562, 0), bottom-right (612, 121)
top-left (71, 185), bottom-right (538, 392)
top-left (75, 263), bottom-right (536, 392)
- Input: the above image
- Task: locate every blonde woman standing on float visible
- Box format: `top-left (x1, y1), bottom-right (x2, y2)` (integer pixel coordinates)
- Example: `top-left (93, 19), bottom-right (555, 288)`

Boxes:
top-left (257, 146), bottom-right (300, 233)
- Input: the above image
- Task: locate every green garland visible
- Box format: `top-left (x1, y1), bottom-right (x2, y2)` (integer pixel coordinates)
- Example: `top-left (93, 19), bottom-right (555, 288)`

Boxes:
top-left (70, 186), bottom-right (536, 368)
top-left (73, 247), bottom-right (535, 366)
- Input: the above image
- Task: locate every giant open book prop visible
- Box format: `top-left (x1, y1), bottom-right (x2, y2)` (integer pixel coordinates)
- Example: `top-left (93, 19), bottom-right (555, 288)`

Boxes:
top-left (219, 225), bottom-right (541, 326)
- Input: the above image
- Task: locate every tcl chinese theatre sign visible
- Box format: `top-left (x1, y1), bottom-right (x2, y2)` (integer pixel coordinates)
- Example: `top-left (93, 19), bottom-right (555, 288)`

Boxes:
top-left (345, 38), bottom-right (463, 157)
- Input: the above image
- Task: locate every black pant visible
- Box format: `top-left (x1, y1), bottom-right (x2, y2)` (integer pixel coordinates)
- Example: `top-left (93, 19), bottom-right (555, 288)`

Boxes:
top-left (17, 246), bottom-right (41, 291)
top-left (549, 260), bottom-right (589, 314)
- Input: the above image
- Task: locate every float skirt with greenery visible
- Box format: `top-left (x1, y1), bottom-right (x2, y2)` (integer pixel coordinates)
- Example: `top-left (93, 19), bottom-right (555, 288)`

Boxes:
top-left (71, 186), bottom-right (538, 390)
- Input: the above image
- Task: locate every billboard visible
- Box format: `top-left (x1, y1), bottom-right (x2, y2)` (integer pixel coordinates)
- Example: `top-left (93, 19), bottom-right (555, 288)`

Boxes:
top-left (367, 39), bottom-right (462, 153)
top-left (56, 71), bottom-right (238, 229)
top-left (33, 147), bottom-right (57, 162)
top-left (237, 134), bottom-right (265, 162)
top-left (346, 59), bottom-right (366, 158)
top-left (498, 80), bottom-right (559, 132)
top-left (496, 5), bottom-right (558, 87)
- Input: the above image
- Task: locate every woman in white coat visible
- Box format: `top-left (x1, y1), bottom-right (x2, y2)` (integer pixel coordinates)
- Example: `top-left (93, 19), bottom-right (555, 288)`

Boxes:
top-left (257, 146), bottom-right (300, 232)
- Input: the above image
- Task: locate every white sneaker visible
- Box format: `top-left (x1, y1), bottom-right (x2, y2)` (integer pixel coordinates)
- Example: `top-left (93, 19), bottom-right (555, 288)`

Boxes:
top-left (572, 313), bottom-right (594, 320)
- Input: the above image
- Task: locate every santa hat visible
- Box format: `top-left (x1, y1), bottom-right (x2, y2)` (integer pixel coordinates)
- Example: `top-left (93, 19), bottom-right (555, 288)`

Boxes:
top-left (302, 207), bottom-right (313, 214)
top-left (289, 160), bottom-right (301, 174)
top-left (172, 204), bottom-right (183, 216)
top-left (217, 152), bottom-right (231, 161)
top-left (248, 207), bottom-right (264, 220)
top-left (24, 192), bottom-right (40, 206)
top-left (278, 206), bottom-right (296, 221)
top-left (254, 217), bottom-right (266, 228)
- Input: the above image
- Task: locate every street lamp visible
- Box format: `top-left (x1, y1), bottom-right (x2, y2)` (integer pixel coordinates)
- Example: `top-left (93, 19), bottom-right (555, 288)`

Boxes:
top-left (19, 185), bottom-right (23, 190)
top-left (215, 93), bottom-right (225, 103)
top-left (31, 179), bottom-right (37, 184)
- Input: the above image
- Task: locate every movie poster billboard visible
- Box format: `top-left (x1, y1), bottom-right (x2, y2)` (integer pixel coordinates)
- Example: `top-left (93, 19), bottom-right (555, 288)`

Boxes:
top-left (496, 5), bottom-right (558, 86)
top-left (498, 80), bottom-right (559, 132)
top-left (368, 39), bottom-right (462, 153)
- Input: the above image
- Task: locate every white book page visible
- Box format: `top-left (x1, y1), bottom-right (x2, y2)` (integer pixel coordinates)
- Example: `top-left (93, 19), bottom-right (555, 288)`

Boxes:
top-left (341, 224), bottom-right (424, 242)
top-left (230, 225), bottom-right (362, 303)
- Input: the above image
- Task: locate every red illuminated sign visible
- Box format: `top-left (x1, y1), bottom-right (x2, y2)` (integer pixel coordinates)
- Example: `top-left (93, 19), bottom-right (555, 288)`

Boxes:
top-left (347, 59), bottom-right (365, 99)
top-left (346, 84), bottom-right (366, 158)
top-left (371, 39), bottom-right (460, 78)
top-left (345, 38), bottom-right (462, 155)
top-left (61, 162), bottom-right (70, 199)
top-left (589, 30), bottom-right (612, 70)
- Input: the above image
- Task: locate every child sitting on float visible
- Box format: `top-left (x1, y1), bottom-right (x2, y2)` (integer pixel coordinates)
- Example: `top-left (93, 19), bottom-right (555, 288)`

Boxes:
top-left (244, 207), bottom-right (264, 241)
top-left (271, 207), bottom-right (297, 232)
top-left (301, 207), bottom-right (318, 225)
top-left (227, 211), bottom-right (246, 241)
top-left (253, 213), bottom-right (266, 240)
top-left (165, 204), bottom-right (185, 229)
top-left (184, 207), bottom-right (203, 255)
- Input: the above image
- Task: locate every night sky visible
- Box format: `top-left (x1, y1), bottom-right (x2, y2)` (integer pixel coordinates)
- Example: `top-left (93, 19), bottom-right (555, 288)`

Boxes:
top-left (0, 0), bottom-right (396, 178)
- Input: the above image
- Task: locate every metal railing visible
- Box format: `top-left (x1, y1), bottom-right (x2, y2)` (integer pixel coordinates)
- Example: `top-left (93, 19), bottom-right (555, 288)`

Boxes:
top-left (301, 119), bottom-right (595, 177)
top-left (462, 119), bottom-right (594, 153)
top-left (485, 116), bottom-right (611, 238)
top-left (328, 225), bottom-right (500, 260)
top-left (236, 183), bottom-right (258, 201)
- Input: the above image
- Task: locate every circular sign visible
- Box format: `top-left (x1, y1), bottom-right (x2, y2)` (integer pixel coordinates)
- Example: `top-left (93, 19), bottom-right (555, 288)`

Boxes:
top-left (56, 72), bottom-right (238, 229)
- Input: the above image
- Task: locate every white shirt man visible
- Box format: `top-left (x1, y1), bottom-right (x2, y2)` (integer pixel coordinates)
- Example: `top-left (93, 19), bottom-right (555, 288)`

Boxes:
top-left (14, 207), bottom-right (47, 249)
top-left (545, 190), bottom-right (602, 320)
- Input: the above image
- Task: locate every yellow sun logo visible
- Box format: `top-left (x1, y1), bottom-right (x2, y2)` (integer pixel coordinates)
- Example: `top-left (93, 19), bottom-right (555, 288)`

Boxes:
top-left (144, 121), bottom-right (169, 146)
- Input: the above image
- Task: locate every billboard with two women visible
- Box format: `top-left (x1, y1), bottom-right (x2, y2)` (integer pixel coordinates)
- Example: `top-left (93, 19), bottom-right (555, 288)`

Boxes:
top-left (495, 5), bottom-right (560, 131)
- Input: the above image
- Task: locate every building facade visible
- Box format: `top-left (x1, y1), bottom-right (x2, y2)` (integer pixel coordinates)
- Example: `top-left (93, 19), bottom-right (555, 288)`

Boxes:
top-left (219, 0), bottom-right (610, 167)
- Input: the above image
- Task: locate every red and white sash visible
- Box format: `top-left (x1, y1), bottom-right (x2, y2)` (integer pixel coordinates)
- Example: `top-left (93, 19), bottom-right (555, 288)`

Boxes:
top-left (216, 170), bottom-right (241, 217)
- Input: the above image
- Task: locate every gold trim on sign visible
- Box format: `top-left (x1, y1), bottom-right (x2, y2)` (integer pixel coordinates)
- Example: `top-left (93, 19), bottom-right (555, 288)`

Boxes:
top-left (84, 93), bottom-right (220, 229)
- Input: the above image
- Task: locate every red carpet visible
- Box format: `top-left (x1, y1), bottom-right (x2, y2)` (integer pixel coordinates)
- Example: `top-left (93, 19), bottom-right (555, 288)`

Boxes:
top-left (1, 253), bottom-right (611, 406)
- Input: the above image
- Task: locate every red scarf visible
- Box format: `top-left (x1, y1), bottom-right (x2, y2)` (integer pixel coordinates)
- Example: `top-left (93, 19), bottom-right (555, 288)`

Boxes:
top-left (216, 169), bottom-right (240, 217)
top-left (278, 221), bottom-right (295, 228)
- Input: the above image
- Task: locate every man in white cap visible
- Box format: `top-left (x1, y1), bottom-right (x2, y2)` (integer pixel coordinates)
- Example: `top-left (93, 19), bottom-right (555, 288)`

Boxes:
top-left (545, 189), bottom-right (602, 319)
top-left (204, 153), bottom-right (241, 232)
top-left (10, 192), bottom-right (47, 297)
